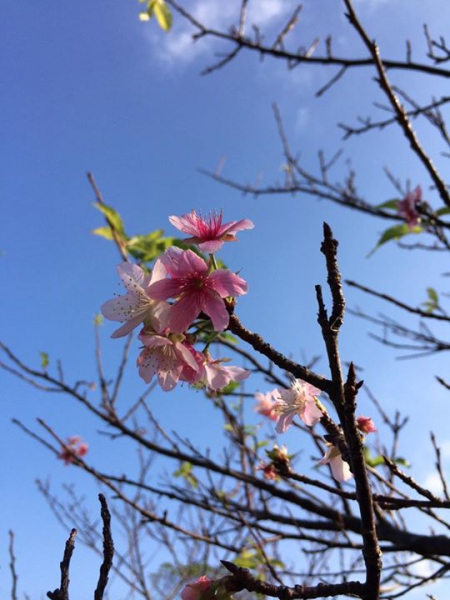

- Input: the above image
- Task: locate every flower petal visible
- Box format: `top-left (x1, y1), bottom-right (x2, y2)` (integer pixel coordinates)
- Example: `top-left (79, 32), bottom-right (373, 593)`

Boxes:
top-left (117, 262), bottom-right (146, 293)
top-left (101, 294), bottom-right (147, 323)
top-left (209, 270), bottom-right (248, 297)
top-left (168, 293), bottom-right (203, 333)
top-left (201, 292), bottom-right (230, 331)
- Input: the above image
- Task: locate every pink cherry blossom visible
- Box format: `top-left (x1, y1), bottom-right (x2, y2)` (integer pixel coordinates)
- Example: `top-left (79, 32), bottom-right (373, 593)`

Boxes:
top-left (180, 347), bottom-right (250, 391)
top-left (181, 576), bottom-right (213, 600)
top-left (356, 415), bottom-right (377, 434)
top-left (137, 330), bottom-right (200, 392)
top-left (397, 186), bottom-right (421, 230)
top-left (318, 445), bottom-right (352, 482)
top-left (58, 436), bottom-right (89, 465)
top-left (146, 247), bottom-right (247, 333)
top-left (274, 379), bottom-right (323, 433)
top-left (254, 390), bottom-right (278, 421)
top-left (257, 461), bottom-right (279, 481)
top-left (169, 209), bottom-right (254, 253)
top-left (203, 358), bottom-right (250, 391)
top-left (101, 261), bottom-right (170, 338)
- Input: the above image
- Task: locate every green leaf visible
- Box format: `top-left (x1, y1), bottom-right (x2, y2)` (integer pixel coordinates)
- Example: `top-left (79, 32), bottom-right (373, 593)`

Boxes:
top-left (93, 202), bottom-right (126, 236)
top-left (375, 198), bottom-right (400, 210)
top-left (427, 287), bottom-right (439, 303)
top-left (368, 223), bottom-right (422, 257)
top-left (395, 457), bottom-right (410, 467)
top-left (91, 226), bottom-right (114, 240)
top-left (364, 448), bottom-right (384, 468)
top-left (126, 231), bottom-right (176, 263)
top-left (153, 0), bottom-right (172, 31)
top-left (40, 352), bottom-right (49, 370)
top-left (218, 380), bottom-right (241, 395)
top-left (234, 550), bottom-right (260, 569)
top-left (173, 462), bottom-right (198, 488)
top-left (217, 332), bottom-right (238, 344)
top-left (435, 206), bottom-right (450, 216)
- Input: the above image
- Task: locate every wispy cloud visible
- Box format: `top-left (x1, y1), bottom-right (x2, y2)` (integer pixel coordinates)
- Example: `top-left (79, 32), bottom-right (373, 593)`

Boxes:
top-left (142, 0), bottom-right (292, 68)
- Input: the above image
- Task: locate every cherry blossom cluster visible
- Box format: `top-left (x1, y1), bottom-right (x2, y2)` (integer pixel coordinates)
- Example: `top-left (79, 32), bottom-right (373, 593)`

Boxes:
top-left (102, 210), bottom-right (253, 392)
top-left (254, 379), bottom-right (324, 433)
top-left (397, 185), bottom-right (421, 230)
top-left (254, 381), bottom-right (376, 482)
top-left (58, 436), bottom-right (89, 465)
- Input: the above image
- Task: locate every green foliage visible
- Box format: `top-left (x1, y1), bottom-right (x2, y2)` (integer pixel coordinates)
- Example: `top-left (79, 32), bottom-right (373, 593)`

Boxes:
top-left (40, 352), bottom-right (49, 370)
top-left (92, 200), bottom-right (179, 267)
top-left (127, 231), bottom-right (177, 263)
top-left (422, 287), bottom-right (440, 314)
top-left (217, 332), bottom-right (238, 344)
top-left (93, 202), bottom-right (126, 237)
top-left (234, 548), bottom-right (284, 574)
top-left (368, 223), bottom-right (423, 257)
top-left (217, 380), bottom-right (241, 396)
top-left (173, 461), bottom-right (198, 488)
top-left (364, 448), bottom-right (410, 469)
top-left (91, 226), bottom-right (115, 241)
top-left (435, 206), bottom-right (450, 217)
top-left (139, 0), bottom-right (172, 31)
top-left (376, 198), bottom-right (400, 210)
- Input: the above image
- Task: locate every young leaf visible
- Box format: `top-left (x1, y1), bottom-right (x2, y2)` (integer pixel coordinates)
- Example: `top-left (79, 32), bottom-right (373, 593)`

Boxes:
top-left (126, 231), bottom-right (176, 263)
top-left (91, 226), bottom-right (114, 240)
top-left (427, 287), bottom-right (439, 303)
top-left (153, 0), bottom-right (172, 31)
top-left (368, 223), bottom-right (422, 257)
top-left (40, 352), bottom-right (49, 370)
top-left (93, 202), bottom-right (126, 237)
top-left (435, 206), bottom-right (450, 216)
top-left (375, 198), bottom-right (400, 210)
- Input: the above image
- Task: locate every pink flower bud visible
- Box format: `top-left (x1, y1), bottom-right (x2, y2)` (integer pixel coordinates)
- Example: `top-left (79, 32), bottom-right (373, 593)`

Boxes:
top-left (356, 416), bottom-right (377, 434)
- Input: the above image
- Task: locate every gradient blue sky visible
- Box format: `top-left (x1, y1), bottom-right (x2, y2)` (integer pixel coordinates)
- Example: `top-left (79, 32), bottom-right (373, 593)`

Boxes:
top-left (2, 1), bottom-right (450, 597)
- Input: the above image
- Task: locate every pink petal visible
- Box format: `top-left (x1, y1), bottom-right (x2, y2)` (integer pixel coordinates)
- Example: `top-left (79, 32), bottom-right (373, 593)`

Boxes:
top-left (208, 270), bottom-right (248, 297)
top-left (224, 366), bottom-right (250, 382)
top-left (139, 334), bottom-right (172, 348)
top-left (219, 218), bottom-right (254, 236)
top-left (147, 278), bottom-right (185, 301)
top-left (169, 213), bottom-right (202, 237)
top-left (204, 364), bottom-right (230, 390)
top-left (168, 293), bottom-right (203, 333)
top-left (159, 247), bottom-right (207, 278)
top-left (330, 456), bottom-right (353, 482)
top-left (158, 368), bottom-right (181, 392)
top-left (148, 258), bottom-right (167, 284)
top-left (275, 411), bottom-right (295, 434)
top-left (301, 400), bottom-right (323, 427)
top-left (201, 292), bottom-right (230, 331)
top-left (196, 239), bottom-right (226, 253)
top-left (111, 315), bottom-right (145, 338)
top-left (101, 294), bottom-right (140, 322)
top-left (174, 342), bottom-right (201, 371)
top-left (117, 263), bottom-right (146, 293)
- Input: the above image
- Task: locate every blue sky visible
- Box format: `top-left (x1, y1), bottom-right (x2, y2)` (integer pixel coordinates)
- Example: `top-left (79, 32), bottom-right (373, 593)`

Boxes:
top-left (2, 0), bottom-right (450, 598)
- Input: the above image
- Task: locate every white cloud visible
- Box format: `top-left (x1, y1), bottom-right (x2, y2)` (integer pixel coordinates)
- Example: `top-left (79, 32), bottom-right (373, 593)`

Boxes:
top-left (143, 0), bottom-right (293, 68)
top-left (295, 107), bottom-right (310, 131)
top-left (439, 439), bottom-right (450, 459)
top-left (422, 472), bottom-right (444, 495)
